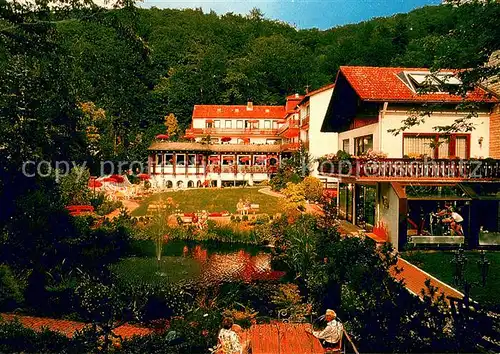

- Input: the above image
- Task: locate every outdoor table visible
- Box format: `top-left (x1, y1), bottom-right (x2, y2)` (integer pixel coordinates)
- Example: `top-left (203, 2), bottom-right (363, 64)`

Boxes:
top-left (249, 322), bottom-right (325, 354)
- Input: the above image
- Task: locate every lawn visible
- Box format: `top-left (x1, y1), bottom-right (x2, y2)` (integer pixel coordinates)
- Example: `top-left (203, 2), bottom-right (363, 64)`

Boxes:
top-left (402, 250), bottom-right (500, 308)
top-left (132, 187), bottom-right (279, 216)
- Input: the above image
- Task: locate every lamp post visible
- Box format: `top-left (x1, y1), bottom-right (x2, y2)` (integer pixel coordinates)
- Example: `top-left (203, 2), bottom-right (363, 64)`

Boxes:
top-left (476, 250), bottom-right (490, 287)
top-left (451, 247), bottom-right (467, 287)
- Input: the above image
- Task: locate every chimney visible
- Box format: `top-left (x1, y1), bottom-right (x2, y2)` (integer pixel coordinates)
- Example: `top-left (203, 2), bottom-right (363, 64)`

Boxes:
top-left (246, 100), bottom-right (253, 111)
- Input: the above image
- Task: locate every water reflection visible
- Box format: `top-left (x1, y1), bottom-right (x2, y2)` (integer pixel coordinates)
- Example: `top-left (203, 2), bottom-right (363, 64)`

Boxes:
top-left (164, 241), bottom-right (284, 285)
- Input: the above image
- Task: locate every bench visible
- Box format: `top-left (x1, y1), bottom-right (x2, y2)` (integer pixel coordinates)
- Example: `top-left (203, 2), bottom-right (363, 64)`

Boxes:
top-left (249, 204), bottom-right (260, 214)
top-left (409, 235), bottom-right (464, 247)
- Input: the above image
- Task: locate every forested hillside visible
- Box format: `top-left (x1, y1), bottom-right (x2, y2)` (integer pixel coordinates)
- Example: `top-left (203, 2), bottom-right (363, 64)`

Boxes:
top-left (2, 2), bottom-right (498, 164)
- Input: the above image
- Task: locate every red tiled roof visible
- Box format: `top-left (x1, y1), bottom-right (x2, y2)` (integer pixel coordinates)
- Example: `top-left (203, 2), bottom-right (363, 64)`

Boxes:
top-left (339, 66), bottom-right (497, 103)
top-left (192, 105), bottom-right (286, 119)
top-left (0, 313), bottom-right (153, 339)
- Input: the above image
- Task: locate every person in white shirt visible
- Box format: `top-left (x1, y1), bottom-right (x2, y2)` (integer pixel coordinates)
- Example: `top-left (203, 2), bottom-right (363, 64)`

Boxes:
top-left (441, 205), bottom-right (464, 236)
top-left (217, 317), bottom-right (242, 354)
top-left (307, 309), bottom-right (343, 349)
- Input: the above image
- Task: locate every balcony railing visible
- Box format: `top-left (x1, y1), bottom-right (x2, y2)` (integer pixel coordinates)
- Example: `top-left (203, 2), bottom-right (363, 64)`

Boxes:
top-left (281, 142), bottom-right (301, 151)
top-left (278, 120), bottom-right (300, 134)
top-left (318, 158), bottom-right (500, 180)
top-left (206, 165), bottom-right (278, 174)
top-left (190, 128), bottom-right (279, 136)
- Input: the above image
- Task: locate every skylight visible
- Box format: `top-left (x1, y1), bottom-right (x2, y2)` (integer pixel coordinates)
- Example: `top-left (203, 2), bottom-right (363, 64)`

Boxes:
top-left (403, 71), bottom-right (462, 94)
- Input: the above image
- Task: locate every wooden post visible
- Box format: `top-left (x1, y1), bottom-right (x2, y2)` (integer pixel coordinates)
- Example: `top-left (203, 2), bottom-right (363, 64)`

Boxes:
top-left (173, 153), bottom-right (176, 176)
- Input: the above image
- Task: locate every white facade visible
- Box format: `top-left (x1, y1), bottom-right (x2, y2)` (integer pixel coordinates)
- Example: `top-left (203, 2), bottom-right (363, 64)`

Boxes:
top-left (338, 108), bottom-right (490, 158)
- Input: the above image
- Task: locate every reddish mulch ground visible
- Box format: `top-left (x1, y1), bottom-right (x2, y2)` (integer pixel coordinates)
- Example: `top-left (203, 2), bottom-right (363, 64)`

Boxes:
top-left (0, 313), bottom-right (153, 339)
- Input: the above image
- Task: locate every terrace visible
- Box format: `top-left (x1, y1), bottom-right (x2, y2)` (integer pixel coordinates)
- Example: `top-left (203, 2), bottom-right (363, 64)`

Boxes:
top-left (318, 158), bottom-right (500, 182)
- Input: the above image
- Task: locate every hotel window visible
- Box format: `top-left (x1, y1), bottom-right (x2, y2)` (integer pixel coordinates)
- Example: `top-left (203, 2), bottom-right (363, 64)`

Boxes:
top-left (188, 154), bottom-right (196, 166)
top-left (236, 120), bottom-right (243, 129)
top-left (342, 139), bottom-right (350, 154)
top-left (354, 135), bottom-right (373, 155)
top-left (403, 134), bottom-right (470, 159)
top-left (225, 120), bottom-right (232, 128)
top-left (176, 154), bottom-right (185, 166)
top-left (263, 120), bottom-right (271, 129)
top-left (156, 153), bottom-right (163, 165)
top-left (214, 120), bottom-right (220, 128)
top-left (165, 154), bottom-right (173, 165)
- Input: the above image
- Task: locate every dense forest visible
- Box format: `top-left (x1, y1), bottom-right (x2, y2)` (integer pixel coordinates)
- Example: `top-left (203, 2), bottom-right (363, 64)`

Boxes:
top-left (7, 2), bottom-right (492, 164)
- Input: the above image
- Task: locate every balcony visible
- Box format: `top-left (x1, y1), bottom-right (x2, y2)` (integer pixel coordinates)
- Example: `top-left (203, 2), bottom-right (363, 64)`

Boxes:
top-left (205, 165), bottom-right (278, 174)
top-left (278, 120), bottom-right (299, 134)
top-left (281, 142), bottom-right (301, 151)
top-left (301, 115), bottom-right (310, 128)
top-left (317, 158), bottom-right (500, 181)
top-left (189, 128), bottom-right (279, 136)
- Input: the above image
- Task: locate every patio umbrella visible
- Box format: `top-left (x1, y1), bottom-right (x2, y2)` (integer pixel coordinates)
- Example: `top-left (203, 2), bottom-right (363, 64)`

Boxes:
top-left (240, 157), bottom-right (250, 163)
top-left (209, 156), bottom-right (220, 162)
top-left (111, 174), bottom-right (125, 183)
top-left (88, 180), bottom-right (103, 188)
top-left (103, 177), bottom-right (116, 183)
top-left (223, 156), bottom-right (234, 161)
top-left (155, 134), bottom-right (169, 140)
top-left (241, 137), bottom-right (250, 144)
top-left (221, 136), bottom-right (231, 143)
top-left (137, 173), bottom-right (150, 180)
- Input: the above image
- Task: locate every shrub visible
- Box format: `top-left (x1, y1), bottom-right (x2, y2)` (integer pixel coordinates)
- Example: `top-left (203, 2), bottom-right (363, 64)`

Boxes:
top-left (300, 176), bottom-right (324, 202)
top-left (0, 265), bottom-right (24, 311)
top-left (0, 322), bottom-right (71, 353)
top-left (242, 215), bottom-right (249, 222)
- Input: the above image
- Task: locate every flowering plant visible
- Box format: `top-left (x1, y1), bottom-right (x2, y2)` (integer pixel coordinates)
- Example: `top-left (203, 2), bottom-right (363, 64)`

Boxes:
top-left (356, 149), bottom-right (387, 160)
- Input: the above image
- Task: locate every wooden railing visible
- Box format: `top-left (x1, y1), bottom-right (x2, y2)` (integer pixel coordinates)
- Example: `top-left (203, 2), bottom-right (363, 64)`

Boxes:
top-left (205, 165), bottom-right (277, 174)
top-left (189, 128), bottom-right (279, 136)
top-left (281, 142), bottom-right (301, 151)
top-left (318, 158), bottom-right (500, 180)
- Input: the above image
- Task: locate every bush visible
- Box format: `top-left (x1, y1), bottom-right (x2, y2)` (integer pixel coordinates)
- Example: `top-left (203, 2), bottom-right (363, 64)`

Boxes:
top-left (242, 215), bottom-right (249, 222)
top-left (0, 265), bottom-right (24, 311)
top-left (0, 322), bottom-right (72, 353)
top-left (300, 176), bottom-right (324, 202)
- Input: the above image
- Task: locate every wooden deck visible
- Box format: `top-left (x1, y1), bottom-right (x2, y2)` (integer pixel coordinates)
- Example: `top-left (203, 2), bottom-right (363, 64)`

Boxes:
top-left (248, 323), bottom-right (324, 354)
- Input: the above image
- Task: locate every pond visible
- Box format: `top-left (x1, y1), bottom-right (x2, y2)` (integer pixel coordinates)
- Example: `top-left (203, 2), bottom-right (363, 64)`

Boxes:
top-left (112, 240), bottom-right (284, 286)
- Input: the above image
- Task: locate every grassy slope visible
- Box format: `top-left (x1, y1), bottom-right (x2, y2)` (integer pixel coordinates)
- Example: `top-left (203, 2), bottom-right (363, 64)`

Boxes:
top-left (132, 187), bottom-right (279, 216)
top-left (402, 251), bottom-right (500, 308)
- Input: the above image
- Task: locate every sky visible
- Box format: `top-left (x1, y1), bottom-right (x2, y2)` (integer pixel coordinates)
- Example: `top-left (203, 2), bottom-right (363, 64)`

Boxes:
top-left (139, 0), bottom-right (442, 29)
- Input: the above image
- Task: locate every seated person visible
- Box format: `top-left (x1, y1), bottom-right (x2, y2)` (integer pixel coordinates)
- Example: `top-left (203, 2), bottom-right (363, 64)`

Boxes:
top-left (307, 309), bottom-right (343, 350)
top-left (217, 317), bottom-right (242, 354)
top-left (443, 208), bottom-right (464, 236)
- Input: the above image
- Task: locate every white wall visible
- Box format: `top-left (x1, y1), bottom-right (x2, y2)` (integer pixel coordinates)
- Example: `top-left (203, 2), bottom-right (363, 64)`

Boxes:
top-left (335, 109), bottom-right (490, 158)
top-left (377, 182), bottom-right (401, 250)
top-left (338, 123), bottom-right (380, 154)
top-left (380, 110), bottom-right (490, 158)
top-left (308, 88), bottom-right (337, 159)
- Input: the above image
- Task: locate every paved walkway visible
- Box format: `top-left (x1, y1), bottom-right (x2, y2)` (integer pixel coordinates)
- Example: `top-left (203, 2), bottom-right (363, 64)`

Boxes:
top-left (0, 313), bottom-right (152, 339)
top-left (105, 199), bottom-right (140, 220)
top-left (392, 258), bottom-right (464, 301)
